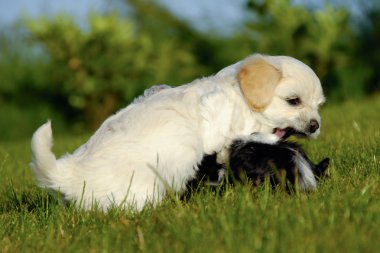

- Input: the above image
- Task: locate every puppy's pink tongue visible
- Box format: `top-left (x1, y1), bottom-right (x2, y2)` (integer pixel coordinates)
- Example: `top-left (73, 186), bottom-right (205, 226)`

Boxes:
top-left (274, 128), bottom-right (286, 139)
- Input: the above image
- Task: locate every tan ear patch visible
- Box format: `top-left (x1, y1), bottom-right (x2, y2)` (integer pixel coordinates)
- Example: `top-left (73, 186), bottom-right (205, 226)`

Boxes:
top-left (238, 57), bottom-right (282, 112)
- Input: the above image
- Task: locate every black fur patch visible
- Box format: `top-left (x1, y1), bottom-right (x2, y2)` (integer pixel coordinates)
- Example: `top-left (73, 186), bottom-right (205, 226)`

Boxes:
top-left (187, 140), bottom-right (329, 192)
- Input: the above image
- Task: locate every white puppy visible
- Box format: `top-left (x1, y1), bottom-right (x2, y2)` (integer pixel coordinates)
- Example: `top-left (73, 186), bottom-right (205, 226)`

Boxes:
top-left (30, 54), bottom-right (325, 211)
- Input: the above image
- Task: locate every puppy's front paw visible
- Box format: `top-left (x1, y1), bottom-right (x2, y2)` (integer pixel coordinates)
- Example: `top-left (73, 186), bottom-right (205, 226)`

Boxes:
top-left (249, 132), bottom-right (280, 144)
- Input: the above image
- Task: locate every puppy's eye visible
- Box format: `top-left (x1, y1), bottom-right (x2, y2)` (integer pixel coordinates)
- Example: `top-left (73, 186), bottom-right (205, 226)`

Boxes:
top-left (286, 97), bottom-right (301, 106)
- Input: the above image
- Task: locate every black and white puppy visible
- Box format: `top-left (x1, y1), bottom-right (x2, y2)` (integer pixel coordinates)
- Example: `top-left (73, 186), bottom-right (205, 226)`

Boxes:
top-left (188, 138), bottom-right (329, 191)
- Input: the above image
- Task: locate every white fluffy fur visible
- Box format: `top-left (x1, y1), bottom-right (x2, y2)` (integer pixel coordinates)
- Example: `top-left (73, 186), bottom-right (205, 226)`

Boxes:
top-left (295, 152), bottom-right (318, 190)
top-left (30, 54), bottom-right (325, 211)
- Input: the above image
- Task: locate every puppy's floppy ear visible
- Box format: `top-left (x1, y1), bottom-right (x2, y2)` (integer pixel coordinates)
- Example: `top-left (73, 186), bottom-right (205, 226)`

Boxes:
top-left (237, 55), bottom-right (282, 112)
top-left (314, 158), bottom-right (330, 177)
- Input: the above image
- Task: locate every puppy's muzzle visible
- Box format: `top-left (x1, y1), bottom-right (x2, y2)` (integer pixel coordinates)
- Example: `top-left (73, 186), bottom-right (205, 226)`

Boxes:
top-left (309, 119), bottom-right (319, 134)
top-left (274, 119), bottom-right (320, 140)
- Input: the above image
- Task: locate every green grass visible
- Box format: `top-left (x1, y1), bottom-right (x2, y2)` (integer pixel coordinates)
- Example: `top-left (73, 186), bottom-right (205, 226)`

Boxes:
top-left (1, 96), bottom-right (379, 253)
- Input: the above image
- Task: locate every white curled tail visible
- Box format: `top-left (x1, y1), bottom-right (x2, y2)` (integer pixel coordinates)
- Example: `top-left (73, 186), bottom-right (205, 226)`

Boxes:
top-left (30, 121), bottom-right (58, 188)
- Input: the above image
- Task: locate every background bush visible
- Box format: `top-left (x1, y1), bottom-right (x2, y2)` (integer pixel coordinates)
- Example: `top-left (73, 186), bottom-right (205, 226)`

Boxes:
top-left (0, 0), bottom-right (379, 139)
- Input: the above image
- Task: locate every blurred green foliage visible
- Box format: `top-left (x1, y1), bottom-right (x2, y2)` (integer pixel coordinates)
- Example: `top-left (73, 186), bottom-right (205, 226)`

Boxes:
top-left (26, 12), bottom-right (201, 129)
top-left (0, 0), bottom-right (379, 139)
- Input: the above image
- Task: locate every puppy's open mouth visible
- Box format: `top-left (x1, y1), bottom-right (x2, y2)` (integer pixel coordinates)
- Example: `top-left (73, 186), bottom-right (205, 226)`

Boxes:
top-left (273, 128), bottom-right (307, 140)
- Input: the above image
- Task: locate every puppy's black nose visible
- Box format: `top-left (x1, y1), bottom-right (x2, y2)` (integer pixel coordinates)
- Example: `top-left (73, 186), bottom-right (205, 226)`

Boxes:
top-left (309, 119), bottom-right (319, 133)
